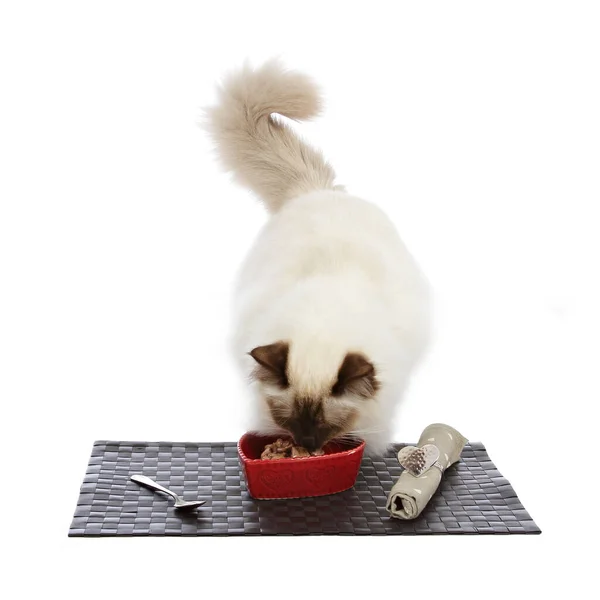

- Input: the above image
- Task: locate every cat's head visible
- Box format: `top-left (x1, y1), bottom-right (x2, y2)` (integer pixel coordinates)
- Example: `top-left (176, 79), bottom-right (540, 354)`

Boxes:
top-left (248, 341), bottom-right (379, 451)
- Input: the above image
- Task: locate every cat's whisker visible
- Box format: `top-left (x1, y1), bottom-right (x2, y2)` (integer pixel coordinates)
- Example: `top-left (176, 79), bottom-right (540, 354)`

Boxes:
top-left (349, 427), bottom-right (385, 435)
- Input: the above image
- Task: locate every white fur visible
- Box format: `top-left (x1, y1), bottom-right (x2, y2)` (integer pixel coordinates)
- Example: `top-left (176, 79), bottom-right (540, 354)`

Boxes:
top-left (205, 61), bottom-right (431, 454)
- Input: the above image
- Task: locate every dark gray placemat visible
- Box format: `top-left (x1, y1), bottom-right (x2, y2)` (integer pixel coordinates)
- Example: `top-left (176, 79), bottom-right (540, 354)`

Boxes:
top-left (69, 441), bottom-right (540, 536)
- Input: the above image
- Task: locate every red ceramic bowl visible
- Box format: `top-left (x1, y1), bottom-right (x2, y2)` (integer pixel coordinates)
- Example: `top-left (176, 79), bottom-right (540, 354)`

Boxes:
top-left (238, 433), bottom-right (365, 499)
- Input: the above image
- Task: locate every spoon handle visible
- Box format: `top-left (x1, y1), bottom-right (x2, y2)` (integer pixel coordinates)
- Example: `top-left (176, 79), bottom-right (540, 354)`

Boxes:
top-left (130, 474), bottom-right (179, 501)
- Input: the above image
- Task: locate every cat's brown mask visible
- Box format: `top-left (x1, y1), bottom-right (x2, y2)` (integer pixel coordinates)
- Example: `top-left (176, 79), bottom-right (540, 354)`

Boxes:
top-left (249, 342), bottom-right (379, 451)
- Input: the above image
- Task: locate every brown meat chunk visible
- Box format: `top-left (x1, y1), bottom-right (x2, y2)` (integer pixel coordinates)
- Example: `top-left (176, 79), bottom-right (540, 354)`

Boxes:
top-left (261, 439), bottom-right (325, 460)
top-left (291, 446), bottom-right (311, 458)
top-left (260, 438), bottom-right (292, 460)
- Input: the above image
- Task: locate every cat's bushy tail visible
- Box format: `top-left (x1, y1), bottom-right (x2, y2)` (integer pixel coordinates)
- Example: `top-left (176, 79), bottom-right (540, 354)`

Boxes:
top-left (204, 59), bottom-right (337, 212)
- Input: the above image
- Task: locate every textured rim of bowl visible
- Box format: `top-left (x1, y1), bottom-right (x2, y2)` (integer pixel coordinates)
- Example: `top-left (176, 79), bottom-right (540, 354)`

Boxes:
top-left (237, 433), bottom-right (366, 464)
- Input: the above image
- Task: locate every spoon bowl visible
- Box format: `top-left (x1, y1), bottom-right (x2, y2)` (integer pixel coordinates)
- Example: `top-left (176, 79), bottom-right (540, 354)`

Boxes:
top-left (130, 474), bottom-right (206, 510)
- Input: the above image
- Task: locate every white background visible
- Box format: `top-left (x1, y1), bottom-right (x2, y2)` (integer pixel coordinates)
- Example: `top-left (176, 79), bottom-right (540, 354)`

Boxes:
top-left (1, 1), bottom-right (599, 598)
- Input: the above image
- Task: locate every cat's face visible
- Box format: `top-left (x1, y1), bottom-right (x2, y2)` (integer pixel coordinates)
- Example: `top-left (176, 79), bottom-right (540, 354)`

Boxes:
top-left (249, 342), bottom-right (379, 451)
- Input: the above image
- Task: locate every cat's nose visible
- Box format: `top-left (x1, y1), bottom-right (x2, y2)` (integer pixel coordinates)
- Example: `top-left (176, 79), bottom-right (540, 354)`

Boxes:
top-left (301, 436), bottom-right (317, 451)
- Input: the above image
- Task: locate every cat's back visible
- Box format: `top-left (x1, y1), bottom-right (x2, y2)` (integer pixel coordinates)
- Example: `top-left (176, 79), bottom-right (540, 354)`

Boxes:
top-left (240, 189), bottom-right (416, 284)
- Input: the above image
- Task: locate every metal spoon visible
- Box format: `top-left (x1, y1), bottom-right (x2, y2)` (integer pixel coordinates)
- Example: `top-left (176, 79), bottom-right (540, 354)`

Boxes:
top-left (130, 474), bottom-right (206, 510)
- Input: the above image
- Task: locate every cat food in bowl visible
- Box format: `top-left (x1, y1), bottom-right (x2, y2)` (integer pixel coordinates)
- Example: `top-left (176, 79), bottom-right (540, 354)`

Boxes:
top-left (238, 433), bottom-right (365, 499)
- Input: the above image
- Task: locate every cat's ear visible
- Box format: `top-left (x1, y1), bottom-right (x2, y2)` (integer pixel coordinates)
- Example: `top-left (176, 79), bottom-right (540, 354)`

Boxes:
top-left (249, 342), bottom-right (289, 388)
top-left (332, 353), bottom-right (378, 398)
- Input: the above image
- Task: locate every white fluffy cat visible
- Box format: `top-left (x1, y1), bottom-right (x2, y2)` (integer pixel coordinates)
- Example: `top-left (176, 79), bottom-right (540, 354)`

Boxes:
top-left (206, 60), bottom-right (431, 455)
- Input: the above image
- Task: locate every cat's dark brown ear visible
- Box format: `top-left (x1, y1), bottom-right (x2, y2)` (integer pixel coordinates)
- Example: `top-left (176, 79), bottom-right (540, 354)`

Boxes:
top-left (332, 353), bottom-right (378, 398)
top-left (249, 342), bottom-right (289, 388)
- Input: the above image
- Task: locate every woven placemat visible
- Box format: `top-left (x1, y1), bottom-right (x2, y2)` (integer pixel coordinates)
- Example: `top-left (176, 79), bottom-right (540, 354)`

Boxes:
top-left (69, 441), bottom-right (540, 536)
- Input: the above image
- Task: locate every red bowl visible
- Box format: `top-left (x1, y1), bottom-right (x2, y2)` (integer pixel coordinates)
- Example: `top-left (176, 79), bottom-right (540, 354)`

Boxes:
top-left (237, 433), bottom-right (365, 499)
